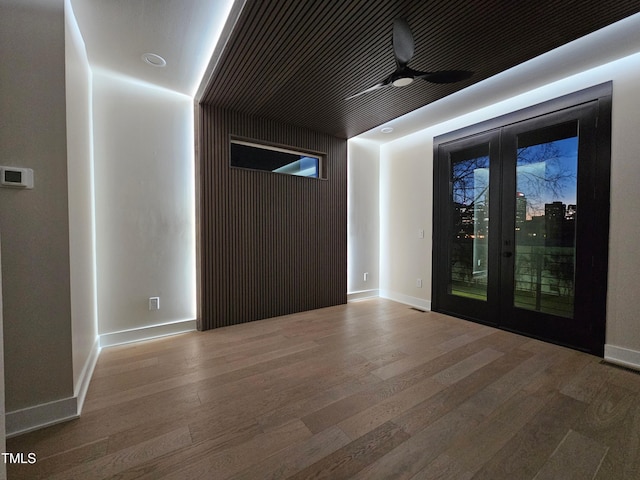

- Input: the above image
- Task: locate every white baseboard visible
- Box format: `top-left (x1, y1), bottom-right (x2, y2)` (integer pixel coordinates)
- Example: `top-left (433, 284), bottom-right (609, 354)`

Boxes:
top-left (379, 290), bottom-right (432, 311)
top-left (347, 289), bottom-right (380, 302)
top-left (6, 396), bottom-right (78, 438)
top-left (75, 338), bottom-right (101, 414)
top-left (6, 321), bottom-right (197, 437)
top-left (99, 319), bottom-right (197, 348)
top-left (6, 337), bottom-right (101, 438)
top-left (604, 344), bottom-right (640, 371)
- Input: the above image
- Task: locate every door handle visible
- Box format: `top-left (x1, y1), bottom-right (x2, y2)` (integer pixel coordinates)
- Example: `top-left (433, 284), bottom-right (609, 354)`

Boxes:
top-left (503, 251), bottom-right (513, 258)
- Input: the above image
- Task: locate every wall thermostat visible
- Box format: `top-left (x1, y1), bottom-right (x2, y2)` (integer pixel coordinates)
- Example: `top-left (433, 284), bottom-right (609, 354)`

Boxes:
top-left (0, 166), bottom-right (34, 189)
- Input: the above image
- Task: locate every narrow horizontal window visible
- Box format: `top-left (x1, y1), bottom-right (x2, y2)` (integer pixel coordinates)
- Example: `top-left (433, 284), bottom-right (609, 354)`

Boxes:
top-left (230, 138), bottom-right (325, 179)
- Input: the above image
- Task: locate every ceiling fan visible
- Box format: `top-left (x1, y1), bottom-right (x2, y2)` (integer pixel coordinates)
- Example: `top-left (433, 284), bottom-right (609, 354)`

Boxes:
top-left (346, 18), bottom-right (473, 100)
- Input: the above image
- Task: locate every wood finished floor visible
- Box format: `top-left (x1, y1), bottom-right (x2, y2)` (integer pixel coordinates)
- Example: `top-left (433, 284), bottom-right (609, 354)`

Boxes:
top-left (7, 298), bottom-right (640, 479)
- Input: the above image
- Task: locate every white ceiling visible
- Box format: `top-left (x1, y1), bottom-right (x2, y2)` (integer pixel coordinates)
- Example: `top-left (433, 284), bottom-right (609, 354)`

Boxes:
top-left (69, 0), bottom-right (237, 96)
top-left (65, 1), bottom-right (640, 138)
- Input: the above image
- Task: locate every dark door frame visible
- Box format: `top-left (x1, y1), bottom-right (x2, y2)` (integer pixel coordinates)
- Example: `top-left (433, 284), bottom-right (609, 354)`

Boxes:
top-left (432, 82), bottom-right (612, 356)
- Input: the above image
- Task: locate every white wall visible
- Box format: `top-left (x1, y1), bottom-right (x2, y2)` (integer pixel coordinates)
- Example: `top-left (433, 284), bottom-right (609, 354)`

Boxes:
top-left (0, 0), bottom-right (75, 414)
top-left (0, 1), bottom-right (198, 433)
top-left (92, 71), bottom-right (197, 344)
top-left (0, 234), bottom-right (7, 479)
top-left (374, 52), bottom-right (640, 365)
top-left (65, 0), bottom-right (99, 401)
top-left (347, 139), bottom-right (380, 296)
top-left (605, 61), bottom-right (640, 362)
top-left (379, 135), bottom-right (433, 310)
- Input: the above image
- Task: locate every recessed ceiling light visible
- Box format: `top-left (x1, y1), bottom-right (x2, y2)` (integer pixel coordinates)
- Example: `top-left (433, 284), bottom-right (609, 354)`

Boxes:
top-left (142, 53), bottom-right (167, 67)
top-left (381, 127), bottom-right (394, 134)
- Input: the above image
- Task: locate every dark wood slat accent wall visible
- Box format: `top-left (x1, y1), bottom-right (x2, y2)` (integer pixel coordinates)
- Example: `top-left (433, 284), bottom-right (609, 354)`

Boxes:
top-left (197, 105), bottom-right (347, 330)
top-left (198, 0), bottom-right (640, 139)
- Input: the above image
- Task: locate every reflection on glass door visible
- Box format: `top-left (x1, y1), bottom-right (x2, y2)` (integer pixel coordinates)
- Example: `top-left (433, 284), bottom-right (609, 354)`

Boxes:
top-left (449, 146), bottom-right (490, 301)
top-left (513, 123), bottom-right (578, 318)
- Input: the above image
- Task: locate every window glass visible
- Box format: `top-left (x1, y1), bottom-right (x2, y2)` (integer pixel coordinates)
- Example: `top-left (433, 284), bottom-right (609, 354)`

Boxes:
top-left (230, 139), bottom-right (324, 179)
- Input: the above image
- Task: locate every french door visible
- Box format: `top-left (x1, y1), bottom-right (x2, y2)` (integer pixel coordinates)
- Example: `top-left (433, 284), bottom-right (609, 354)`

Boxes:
top-left (433, 87), bottom-right (611, 356)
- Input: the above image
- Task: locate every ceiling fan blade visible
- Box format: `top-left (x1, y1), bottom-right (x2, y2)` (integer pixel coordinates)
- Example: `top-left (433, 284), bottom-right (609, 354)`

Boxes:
top-left (346, 20), bottom-right (471, 101)
top-left (413, 69), bottom-right (474, 84)
top-left (345, 80), bottom-right (391, 100)
top-left (393, 18), bottom-right (414, 65)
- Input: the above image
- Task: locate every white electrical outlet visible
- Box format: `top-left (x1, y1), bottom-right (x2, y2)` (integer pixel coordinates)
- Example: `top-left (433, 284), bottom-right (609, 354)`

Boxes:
top-left (149, 297), bottom-right (160, 310)
top-left (364, 272), bottom-right (369, 282)
top-left (418, 229), bottom-right (425, 239)
top-left (416, 279), bottom-right (422, 288)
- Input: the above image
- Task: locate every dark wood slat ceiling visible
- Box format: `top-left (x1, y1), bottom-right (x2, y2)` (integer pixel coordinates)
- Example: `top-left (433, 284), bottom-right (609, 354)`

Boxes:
top-left (201, 0), bottom-right (640, 139)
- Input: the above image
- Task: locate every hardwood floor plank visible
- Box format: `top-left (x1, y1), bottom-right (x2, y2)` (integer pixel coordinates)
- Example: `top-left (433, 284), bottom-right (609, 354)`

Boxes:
top-left (188, 354), bottom-right (388, 444)
top-left (411, 389), bottom-right (552, 479)
top-left (348, 347), bottom-right (409, 367)
top-left (155, 420), bottom-right (311, 480)
top-left (91, 356), bottom-right (160, 379)
top-left (337, 377), bottom-right (445, 440)
top-left (393, 347), bottom-right (534, 436)
top-left (370, 328), bottom-right (496, 381)
top-left (108, 421), bottom-right (264, 479)
top-left (606, 364), bottom-right (640, 394)
top-left (560, 359), bottom-right (613, 402)
top-left (46, 427), bottom-right (191, 480)
top-left (350, 405), bottom-right (485, 480)
top-left (190, 333), bottom-right (298, 364)
top-left (424, 325), bottom-right (496, 353)
top-left (458, 349), bottom-right (566, 418)
top-left (257, 373), bottom-right (381, 432)
top-left (286, 421), bottom-right (410, 480)
top-left (522, 349), bottom-right (591, 396)
top-left (593, 397), bottom-right (640, 480)
top-left (8, 387), bottom-right (201, 461)
top-left (7, 437), bottom-right (109, 480)
top-left (575, 381), bottom-right (639, 480)
top-left (110, 413), bottom-right (262, 456)
top-left (432, 348), bottom-right (504, 386)
top-left (95, 332), bottom-right (200, 366)
top-left (232, 425), bottom-right (351, 480)
top-left (532, 429), bottom-right (608, 480)
top-left (409, 453), bottom-right (474, 480)
top-left (470, 392), bottom-right (586, 480)
top-left (84, 339), bottom-right (322, 413)
top-left (300, 338), bottom-right (503, 435)
top-left (577, 380), bottom-right (636, 434)
top-left (6, 299), bottom-right (640, 480)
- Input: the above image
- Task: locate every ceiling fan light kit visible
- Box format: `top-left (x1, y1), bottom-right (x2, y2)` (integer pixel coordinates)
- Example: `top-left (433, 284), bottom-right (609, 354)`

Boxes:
top-left (346, 18), bottom-right (472, 100)
top-left (392, 76), bottom-right (414, 87)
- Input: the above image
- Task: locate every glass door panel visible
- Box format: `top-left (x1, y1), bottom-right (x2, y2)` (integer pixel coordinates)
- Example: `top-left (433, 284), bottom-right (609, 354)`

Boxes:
top-left (449, 145), bottom-right (490, 301)
top-left (513, 122), bottom-right (578, 318)
top-left (433, 129), bottom-right (501, 326)
top-left (499, 102), bottom-right (602, 353)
